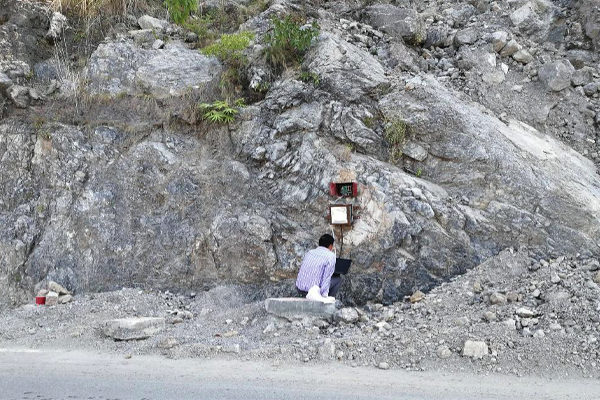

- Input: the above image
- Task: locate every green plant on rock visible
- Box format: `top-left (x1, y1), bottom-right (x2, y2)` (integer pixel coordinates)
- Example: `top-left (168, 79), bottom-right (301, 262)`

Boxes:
top-left (203, 31), bottom-right (254, 93)
top-left (264, 15), bottom-right (320, 71)
top-left (298, 70), bottom-right (320, 86)
top-left (164, 0), bottom-right (198, 24)
top-left (198, 99), bottom-right (244, 124)
top-left (385, 118), bottom-right (407, 161)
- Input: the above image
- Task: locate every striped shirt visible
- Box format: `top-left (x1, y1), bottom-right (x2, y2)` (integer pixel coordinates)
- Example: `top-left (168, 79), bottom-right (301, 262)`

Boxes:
top-left (296, 246), bottom-right (337, 297)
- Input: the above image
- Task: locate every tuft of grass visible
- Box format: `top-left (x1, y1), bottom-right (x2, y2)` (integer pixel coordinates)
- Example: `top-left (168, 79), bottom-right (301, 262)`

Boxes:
top-left (49, 0), bottom-right (144, 19)
top-left (385, 118), bottom-right (407, 161)
top-left (264, 15), bottom-right (319, 72)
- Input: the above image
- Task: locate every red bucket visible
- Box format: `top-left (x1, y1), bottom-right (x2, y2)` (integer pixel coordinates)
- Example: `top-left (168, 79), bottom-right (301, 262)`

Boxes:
top-left (35, 296), bottom-right (46, 305)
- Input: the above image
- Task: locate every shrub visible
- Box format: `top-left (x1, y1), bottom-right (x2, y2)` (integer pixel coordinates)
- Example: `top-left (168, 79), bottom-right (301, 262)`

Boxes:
top-left (264, 15), bottom-right (319, 71)
top-left (298, 70), bottom-right (320, 86)
top-left (164, 0), bottom-right (197, 24)
top-left (202, 31), bottom-right (254, 66)
top-left (198, 99), bottom-right (245, 124)
top-left (385, 118), bottom-right (407, 161)
top-left (203, 31), bottom-right (254, 94)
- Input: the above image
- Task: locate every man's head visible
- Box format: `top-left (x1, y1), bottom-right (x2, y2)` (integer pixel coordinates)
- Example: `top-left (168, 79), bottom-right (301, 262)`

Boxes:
top-left (318, 234), bottom-right (335, 251)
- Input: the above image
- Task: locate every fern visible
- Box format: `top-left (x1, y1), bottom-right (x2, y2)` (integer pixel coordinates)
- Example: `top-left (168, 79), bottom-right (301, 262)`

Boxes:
top-left (198, 99), bottom-right (244, 124)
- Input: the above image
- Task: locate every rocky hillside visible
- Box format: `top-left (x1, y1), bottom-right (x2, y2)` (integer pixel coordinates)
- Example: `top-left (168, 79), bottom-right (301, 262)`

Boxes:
top-left (1, 0), bottom-right (600, 308)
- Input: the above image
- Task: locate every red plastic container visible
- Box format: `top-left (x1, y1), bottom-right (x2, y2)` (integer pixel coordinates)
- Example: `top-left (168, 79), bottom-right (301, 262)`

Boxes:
top-left (35, 296), bottom-right (46, 305)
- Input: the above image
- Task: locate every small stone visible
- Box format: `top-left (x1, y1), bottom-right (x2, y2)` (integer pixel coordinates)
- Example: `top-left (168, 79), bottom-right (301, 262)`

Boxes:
top-left (223, 330), bottom-right (239, 338)
top-left (152, 39), bottom-right (165, 50)
top-left (549, 323), bottom-right (562, 331)
top-left (512, 49), bottom-right (533, 64)
top-left (532, 289), bottom-right (541, 298)
top-left (319, 338), bottom-right (335, 360)
top-left (462, 340), bottom-right (488, 359)
top-left (484, 311), bottom-right (497, 322)
top-left (158, 337), bottom-right (179, 349)
top-left (473, 281), bottom-right (483, 293)
top-left (583, 82), bottom-right (599, 96)
top-left (538, 61), bottom-right (575, 92)
top-left (533, 329), bottom-right (545, 338)
top-left (222, 344), bottom-right (241, 354)
top-left (171, 317), bottom-right (184, 324)
top-left (551, 273), bottom-right (561, 284)
top-left (516, 307), bottom-right (535, 318)
top-left (138, 15), bottom-right (168, 32)
top-left (504, 319), bottom-right (517, 330)
top-left (45, 291), bottom-right (59, 306)
top-left (455, 316), bottom-right (470, 326)
top-left (410, 290), bottom-right (425, 303)
top-left (378, 362), bottom-right (390, 370)
top-left (490, 31), bottom-right (508, 53)
top-left (506, 292), bottom-right (519, 302)
top-left (571, 67), bottom-right (595, 86)
top-left (37, 289), bottom-right (49, 297)
top-left (454, 28), bottom-right (479, 46)
top-left (437, 345), bottom-right (452, 359)
top-left (593, 271), bottom-right (600, 284)
top-left (490, 292), bottom-right (507, 305)
top-left (375, 321), bottom-right (392, 331)
top-left (500, 40), bottom-right (520, 57)
top-left (58, 294), bottom-right (72, 304)
top-left (334, 307), bottom-right (359, 324)
top-left (263, 323), bottom-right (276, 334)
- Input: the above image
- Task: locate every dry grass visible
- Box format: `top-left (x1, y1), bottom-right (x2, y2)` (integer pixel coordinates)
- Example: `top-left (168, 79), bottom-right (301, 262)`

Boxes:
top-left (48, 0), bottom-right (147, 19)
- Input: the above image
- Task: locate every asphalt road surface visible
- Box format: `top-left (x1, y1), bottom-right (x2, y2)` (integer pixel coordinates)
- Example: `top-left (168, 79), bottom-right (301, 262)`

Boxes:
top-left (1, 348), bottom-right (599, 400)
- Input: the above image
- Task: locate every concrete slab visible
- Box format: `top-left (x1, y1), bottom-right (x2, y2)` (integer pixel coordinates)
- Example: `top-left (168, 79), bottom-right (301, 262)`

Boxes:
top-left (265, 298), bottom-right (336, 321)
top-left (103, 317), bottom-right (165, 341)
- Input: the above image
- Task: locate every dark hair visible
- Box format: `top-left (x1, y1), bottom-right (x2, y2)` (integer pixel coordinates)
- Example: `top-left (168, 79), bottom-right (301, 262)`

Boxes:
top-left (318, 234), bottom-right (335, 248)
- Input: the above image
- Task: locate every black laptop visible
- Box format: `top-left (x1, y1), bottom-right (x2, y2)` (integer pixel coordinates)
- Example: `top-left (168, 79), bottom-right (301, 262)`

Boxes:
top-left (335, 258), bottom-right (352, 275)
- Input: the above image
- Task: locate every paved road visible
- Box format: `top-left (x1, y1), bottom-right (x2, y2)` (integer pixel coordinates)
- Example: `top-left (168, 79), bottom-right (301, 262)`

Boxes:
top-left (1, 348), bottom-right (598, 400)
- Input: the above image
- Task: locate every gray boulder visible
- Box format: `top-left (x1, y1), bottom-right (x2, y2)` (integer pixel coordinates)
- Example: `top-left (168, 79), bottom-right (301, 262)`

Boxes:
top-left (571, 67), bottom-right (594, 87)
top-left (462, 340), bottom-right (488, 359)
top-left (365, 4), bottom-right (425, 45)
top-left (86, 41), bottom-right (222, 98)
top-left (334, 307), bottom-right (359, 324)
top-left (103, 317), bottom-right (165, 340)
top-left (454, 29), bottom-right (479, 47)
top-left (305, 33), bottom-right (389, 100)
top-left (138, 15), bottom-right (169, 32)
top-left (512, 49), bottom-right (533, 64)
top-left (490, 31), bottom-right (509, 53)
top-left (538, 61), bottom-right (575, 92)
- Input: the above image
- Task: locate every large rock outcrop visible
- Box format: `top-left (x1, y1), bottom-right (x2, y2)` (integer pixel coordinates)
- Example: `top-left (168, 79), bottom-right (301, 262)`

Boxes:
top-left (2, 0), bottom-right (600, 309)
top-left (85, 41), bottom-right (222, 98)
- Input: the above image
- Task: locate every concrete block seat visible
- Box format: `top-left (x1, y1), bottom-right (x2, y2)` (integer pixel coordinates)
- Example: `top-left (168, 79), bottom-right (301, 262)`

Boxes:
top-left (265, 298), bottom-right (336, 320)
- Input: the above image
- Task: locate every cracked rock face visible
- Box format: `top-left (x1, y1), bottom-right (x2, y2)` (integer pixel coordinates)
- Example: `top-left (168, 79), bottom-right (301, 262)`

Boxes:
top-left (1, 0), bottom-right (600, 309)
top-left (85, 41), bottom-right (222, 98)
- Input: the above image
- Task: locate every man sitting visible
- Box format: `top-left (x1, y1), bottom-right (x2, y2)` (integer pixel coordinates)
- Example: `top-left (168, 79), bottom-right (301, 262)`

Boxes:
top-left (296, 234), bottom-right (342, 299)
